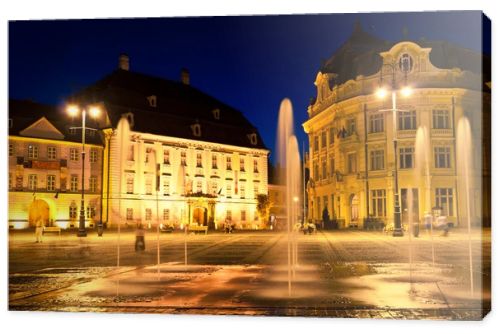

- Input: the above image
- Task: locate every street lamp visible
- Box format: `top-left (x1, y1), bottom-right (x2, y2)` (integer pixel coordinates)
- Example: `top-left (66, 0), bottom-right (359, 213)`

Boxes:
top-left (67, 104), bottom-right (101, 237)
top-left (375, 62), bottom-right (412, 237)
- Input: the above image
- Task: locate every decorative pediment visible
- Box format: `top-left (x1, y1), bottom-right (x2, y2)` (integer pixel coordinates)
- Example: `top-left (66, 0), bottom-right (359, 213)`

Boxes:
top-left (19, 117), bottom-right (64, 140)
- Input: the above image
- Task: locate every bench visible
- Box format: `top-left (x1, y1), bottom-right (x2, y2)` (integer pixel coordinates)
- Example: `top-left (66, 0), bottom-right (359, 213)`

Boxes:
top-left (188, 225), bottom-right (208, 234)
top-left (43, 226), bottom-right (61, 235)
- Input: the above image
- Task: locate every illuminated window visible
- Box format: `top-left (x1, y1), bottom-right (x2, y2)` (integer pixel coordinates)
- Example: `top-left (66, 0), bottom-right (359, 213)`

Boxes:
top-left (28, 174), bottom-right (37, 190)
top-left (126, 208), bottom-right (133, 221)
top-left (163, 149), bottom-right (170, 164)
top-left (89, 176), bottom-right (97, 192)
top-left (254, 185), bottom-right (259, 198)
top-left (253, 159), bottom-right (259, 173)
top-left (211, 181), bottom-right (218, 195)
top-left (47, 146), bottom-right (57, 160)
top-left (191, 124), bottom-right (201, 137)
top-left (432, 110), bottom-right (450, 129)
top-left (434, 147), bottom-right (451, 168)
top-left (70, 148), bottom-right (79, 161)
top-left (147, 95), bottom-right (157, 107)
top-left (370, 150), bottom-right (385, 171)
top-left (241, 210), bottom-right (246, 222)
top-left (145, 208), bottom-right (152, 221)
top-left (226, 184), bottom-right (232, 198)
top-left (89, 149), bottom-right (98, 163)
top-left (212, 108), bottom-right (220, 120)
top-left (212, 154), bottom-right (218, 169)
top-left (240, 157), bottom-right (245, 172)
top-left (196, 153), bottom-right (202, 168)
top-left (126, 176), bottom-right (134, 194)
top-left (371, 189), bottom-right (387, 217)
top-left (226, 156), bottom-right (232, 170)
top-left (163, 179), bottom-right (170, 195)
top-left (347, 153), bottom-right (357, 174)
top-left (369, 113), bottom-right (384, 133)
top-left (435, 188), bottom-right (454, 216)
top-left (70, 175), bottom-right (78, 192)
top-left (87, 206), bottom-right (96, 218)
top-left (240, 184), bottom-right (245, 199)
top-left (69, 205), bottom-right (78, 219)
top-left (196, 180), bottom-right (202, 193)
top-left (398, 53), bottom-right (413, 73)
top-left (181, 151), bottom-right (187, 166)
top-left (47, 175), bottom-right (56, 191)
top-left (28, 145), bottom-right (39, 159)
top-left (145, 178), bottom-right (153, 195)
top-left (163, 209), bottom-right (170, 221)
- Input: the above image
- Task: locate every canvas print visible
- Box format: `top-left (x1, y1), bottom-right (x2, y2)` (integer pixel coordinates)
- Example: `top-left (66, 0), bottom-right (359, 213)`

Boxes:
top-left (8, 11), bottom-right (491, 320)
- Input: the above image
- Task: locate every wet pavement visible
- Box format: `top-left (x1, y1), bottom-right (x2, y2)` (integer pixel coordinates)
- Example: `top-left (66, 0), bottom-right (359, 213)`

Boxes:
top-left (9, 228), bottom-right (491, 319)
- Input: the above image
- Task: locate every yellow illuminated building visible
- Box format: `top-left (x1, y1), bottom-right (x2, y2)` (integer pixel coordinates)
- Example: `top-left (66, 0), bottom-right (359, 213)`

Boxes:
top-left (303, 25), bottom-right (490, 229)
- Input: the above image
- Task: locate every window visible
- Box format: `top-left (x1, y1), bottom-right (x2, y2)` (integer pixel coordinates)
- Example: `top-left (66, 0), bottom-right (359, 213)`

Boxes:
top-left (9, 173), bottom-right (12, 190)
top-left (240, 157), bottom-right (245, 172)
top-left (89, 149), bottom-right (98, 163)
top-left (240, 184), bottom-right (245, 198)
top-left (253, 159), bottom-right (259, 173)
top-left (196, 153), bottom-right (202, 168)
top-left (128, 144), bottom-right (134, 161)
top-left (211, 181), bottom-right (218, 195)
top-left (147, 95), bottom-right (157, 107)
top-left (398, 53), bottom-right (413, 73)
top-left (163, 149), bottom-right (170, 164)
top-left (371, 189), bottom-right (387, 217)
top-left (192, 124), bottom-right (201, 137)
top-left (435, 188), bottom-right (454, 216)
top-left (226, 184), bottom-right (232, 198)
top-left (254, 185), bottom-right (259, 198)
top-left (346, 118), bottom-right (356, 136)
top-left (70, 175), bottom-right (78, 192)
top-left (145, 178), bottom-right (153, 195)
top-left (47, 175), bottom-right (56, 191)
top-left (321, 131), bottom-right (327, 148)
top-left (314, 136), bottom-right (319, 152)
top-left (321, 157), bottom-right (327, 179)
top-left (126, 176), bottom-right (134, 194)
top-left (87, 206), bottom-right (96, 219)
top-left (9, 144), bottom-right (14, 157)
top-left (163, 179), bottom-right (170, 195)
top-left (323, 196), bottom-right (328, 212)
top-left (181, 151), bottom-right (187, 166)
top-left (399, 147), bottom-right (414, 169)
top-left (69, 205), bottom-right (78, 219)
top-left (89, 176), bottom-right (97, 192)
top-left (70, 148), bottom-right (79, 161)
top-left (196, 180), bottom-right (202, 193)
top-left (329, 127), bottom-right (335, 145)
top-left (434, 147), bottom-right (451, 168)
top-left (212, 108), bottom-right (220, 120)
top-left (330, 157), bottom-right (335, 177)
top-left (316, 196), bottom-right (321, 218)
top-left (347, 153), bottom-right (357, 174)
top-left (226, 210), bottom-right (232, 220)
top-left (370, 150), bottom-right (385, 171)
top-left (241, 210), bottom-right (246, 222)
top-left (432, 110), bottom-right (450, 129)
top-left (163, 209), bottom-right (170, 221)
top-left (398, 110), bottom-right (417, 130)
top-left (126, 208), bottom-right (133, 221)
top-left (369, 113), bottom-right (384, 133)
top-left (212, 154), bottom-right (218, 169)
top-left (47, 146), bottom-right (57, 160)
top-left (28, 145), bottom-right (39, 159)
top-left (226, 156), bottom-right (232, 170)
top-left (314, 163), bottom-right (319, 181)
top-left (145, 208), bottom-right (152, 221)
top-left (28, 174), bottom-right (37, 190)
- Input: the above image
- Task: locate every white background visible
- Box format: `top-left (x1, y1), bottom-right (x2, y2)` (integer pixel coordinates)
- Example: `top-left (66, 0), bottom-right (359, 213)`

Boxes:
top-left (0, 0), bottom-right (498, 333)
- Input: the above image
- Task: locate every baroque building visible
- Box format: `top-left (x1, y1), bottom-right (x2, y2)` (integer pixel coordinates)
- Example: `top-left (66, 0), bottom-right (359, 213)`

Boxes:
top-left (303, 24), bottom-right (490, 229)
top-left (73, 55), bottom-right (269, 230)
top-left (8, 100), bottom-right (104, 229)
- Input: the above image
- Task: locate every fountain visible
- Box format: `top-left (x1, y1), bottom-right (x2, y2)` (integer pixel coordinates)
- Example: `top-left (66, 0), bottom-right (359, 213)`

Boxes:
top-left (415, 126), bottom-right (435, 266)
top-left (456, 116), bottom-right (475, 297)
top-left (276, 98), bottom-right (302, 297)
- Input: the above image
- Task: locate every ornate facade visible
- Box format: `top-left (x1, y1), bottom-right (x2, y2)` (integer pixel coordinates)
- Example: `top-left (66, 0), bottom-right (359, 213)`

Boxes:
top-left (303, 26), bottom-right (490, 229)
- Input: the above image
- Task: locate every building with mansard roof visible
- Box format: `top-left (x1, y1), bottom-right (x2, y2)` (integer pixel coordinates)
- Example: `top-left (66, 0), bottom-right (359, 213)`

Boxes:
top-left (303, 23), bottom-right (490, 229)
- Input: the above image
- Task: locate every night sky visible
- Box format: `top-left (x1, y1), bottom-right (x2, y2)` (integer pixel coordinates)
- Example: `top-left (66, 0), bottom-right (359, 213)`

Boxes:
top-left (9, 11), bottom-right (486, 163)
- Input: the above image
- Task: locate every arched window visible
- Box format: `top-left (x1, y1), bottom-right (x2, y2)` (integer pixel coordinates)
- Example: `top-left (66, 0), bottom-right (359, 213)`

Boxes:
top-left (399, 53), bottom-right (413, 73)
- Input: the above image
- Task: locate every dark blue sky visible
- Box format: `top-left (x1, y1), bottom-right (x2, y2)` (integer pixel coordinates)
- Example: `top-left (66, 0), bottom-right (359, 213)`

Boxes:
top-left (9, 11), bottom-right (486, 163)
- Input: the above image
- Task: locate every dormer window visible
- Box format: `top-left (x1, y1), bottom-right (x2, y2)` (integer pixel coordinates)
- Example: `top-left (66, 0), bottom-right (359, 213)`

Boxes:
top-left (191, 123), bottom-right (201, 137)
top-left (248, 133), bottom-right (258, 146)
top-left (147, 95), bottom-right (157, 107)
top-left (212, 108), bottom-right (220, 120)
top-left (398, 53), bottom-right (413, 73)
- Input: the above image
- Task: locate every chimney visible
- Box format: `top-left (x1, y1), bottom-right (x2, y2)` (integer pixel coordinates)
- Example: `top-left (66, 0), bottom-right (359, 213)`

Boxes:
top-left (181, 68), bottom-right (190, 85)
top-left (119, 54), bottom-right (130, 71)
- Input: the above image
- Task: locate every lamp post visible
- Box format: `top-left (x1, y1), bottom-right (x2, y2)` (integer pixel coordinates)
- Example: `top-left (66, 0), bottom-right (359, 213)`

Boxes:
top-left (376, 62), bottom-right (411, 237)
top-left (67, 104), bottom-right (100, 237)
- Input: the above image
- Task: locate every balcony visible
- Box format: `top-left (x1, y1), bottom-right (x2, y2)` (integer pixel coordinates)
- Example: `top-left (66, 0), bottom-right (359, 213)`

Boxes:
top-left (431, 128), bottom-right (453, 137)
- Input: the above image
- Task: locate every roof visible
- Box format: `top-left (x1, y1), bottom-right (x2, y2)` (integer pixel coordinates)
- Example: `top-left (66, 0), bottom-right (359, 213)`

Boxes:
top-left (72, 69), bottom-right (268, 150)
top-left (8, 99), bottom-right (104, 145)
top-left (320, 22), bottom-right (491, 88)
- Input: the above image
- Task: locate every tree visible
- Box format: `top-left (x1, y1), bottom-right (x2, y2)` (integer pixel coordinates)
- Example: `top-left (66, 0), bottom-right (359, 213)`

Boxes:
top-left (256, 194), bottom-right (272, 227)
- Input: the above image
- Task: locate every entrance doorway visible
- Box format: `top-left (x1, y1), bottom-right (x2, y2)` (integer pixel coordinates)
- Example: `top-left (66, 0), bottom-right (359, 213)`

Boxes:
top-left (29, 199), bottom-right (50, 227)
top-left (401, 188), bottom-right (419, 223)
top-left (192, 207), bottom-right (207, 226)
top-left (349, 194), bottom-right (359, 228)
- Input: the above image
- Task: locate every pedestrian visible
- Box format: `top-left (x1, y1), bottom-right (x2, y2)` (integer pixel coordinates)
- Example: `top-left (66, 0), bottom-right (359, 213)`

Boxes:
top-left (435, 215), bottom-right (449, 236)
top-left (135, 223), bottom-right (146, 252)
top-left (322, 207), bottom-right (330, 229)
top-left (35, 218), bottom-right (44, 243)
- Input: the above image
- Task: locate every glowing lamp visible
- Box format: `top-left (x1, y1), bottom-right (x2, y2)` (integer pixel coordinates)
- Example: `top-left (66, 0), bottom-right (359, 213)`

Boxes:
top-left (89, 106), bottom-right (101, 118)
top-left (67, 105), bottom-right (79, 117)
top-left (401, 86), bottom-right (412, 97)
top-left (376, 87), bottom-right (388, 99)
